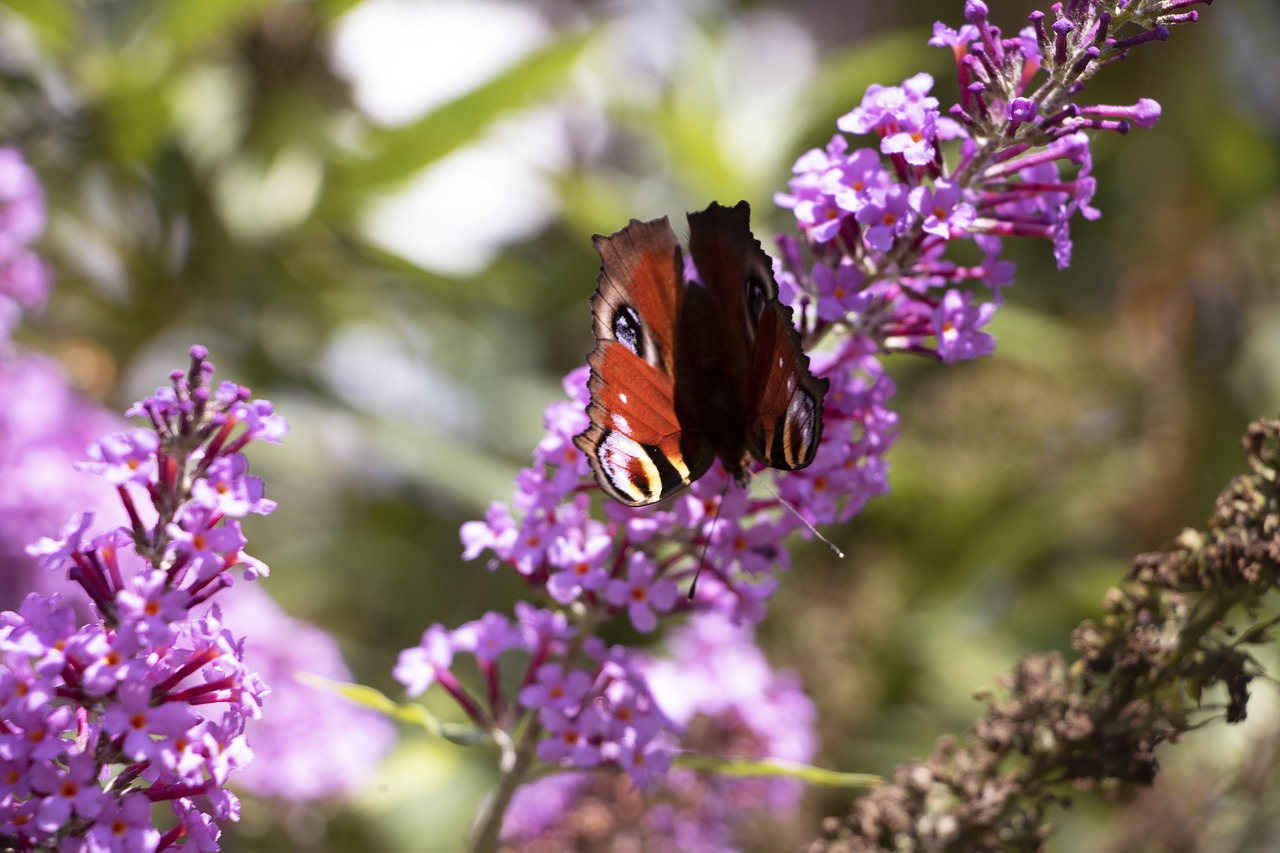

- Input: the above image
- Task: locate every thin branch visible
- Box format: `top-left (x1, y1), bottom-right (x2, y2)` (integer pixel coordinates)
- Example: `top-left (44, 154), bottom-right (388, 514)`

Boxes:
top-left (808, 418), bottom-right (1280, 853)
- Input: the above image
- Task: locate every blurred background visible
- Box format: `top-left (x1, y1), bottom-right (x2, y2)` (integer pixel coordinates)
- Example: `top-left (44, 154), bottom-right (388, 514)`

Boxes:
top-left (2, 0), bottom-right (1279, 850)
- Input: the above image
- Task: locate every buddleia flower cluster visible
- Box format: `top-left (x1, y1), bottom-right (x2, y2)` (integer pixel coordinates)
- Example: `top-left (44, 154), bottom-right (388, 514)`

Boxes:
top-left (403, 0), bottom-right (1210, 847)
top-left (2, 346), bottom-right (286, 852)
top-left (499, 613), bottom-right (817, 851)
top-left (0, 146), bottom-right (49, 343)
top-left (776, 0), bottom-right (1199, 364)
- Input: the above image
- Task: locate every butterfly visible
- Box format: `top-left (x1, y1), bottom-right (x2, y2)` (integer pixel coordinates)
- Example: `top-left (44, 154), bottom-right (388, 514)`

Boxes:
top-left (573, 200), bottom-right (828, 506)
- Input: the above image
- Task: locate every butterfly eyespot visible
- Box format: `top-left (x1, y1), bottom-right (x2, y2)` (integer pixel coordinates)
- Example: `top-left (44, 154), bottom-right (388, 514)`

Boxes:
top-left (745, 271), bottom-right (768, 323)
top-left (612, 306), bottom-right (645, 358)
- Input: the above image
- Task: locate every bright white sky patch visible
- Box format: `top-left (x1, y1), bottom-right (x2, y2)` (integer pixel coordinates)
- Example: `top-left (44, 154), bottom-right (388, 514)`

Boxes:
top-left (330, 0), bottom-right (565, 275)
top-left (358, 110), bottom-right (565, 277)
top-left (330, 0), bottom-right (550, 127)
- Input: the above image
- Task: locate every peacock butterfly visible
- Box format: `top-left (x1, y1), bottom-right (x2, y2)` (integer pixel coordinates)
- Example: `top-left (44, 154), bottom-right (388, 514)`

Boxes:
top-left (573, 200), bottom-right (828, 506)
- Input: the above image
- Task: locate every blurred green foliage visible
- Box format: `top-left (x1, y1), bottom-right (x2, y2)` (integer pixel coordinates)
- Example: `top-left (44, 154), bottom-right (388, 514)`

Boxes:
top-left (3, 0), bottom-right (1280, 850)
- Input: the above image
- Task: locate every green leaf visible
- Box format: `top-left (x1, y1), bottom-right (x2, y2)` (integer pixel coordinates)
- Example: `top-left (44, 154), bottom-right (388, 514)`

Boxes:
top-left (674, 753), bottom-right (882, 789)
top-left (149, 0), bottom-right (276, 56)
top-left (323, 28), bottom-right (593, 213)
top-left (1, 0), bottom-right (76, 48)
top-left (296, 673), bottom-right (492, 747)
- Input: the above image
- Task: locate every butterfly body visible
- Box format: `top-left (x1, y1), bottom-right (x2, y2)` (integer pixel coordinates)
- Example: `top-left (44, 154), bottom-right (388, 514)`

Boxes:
top-left (574, 201), bottom-right (827, 506)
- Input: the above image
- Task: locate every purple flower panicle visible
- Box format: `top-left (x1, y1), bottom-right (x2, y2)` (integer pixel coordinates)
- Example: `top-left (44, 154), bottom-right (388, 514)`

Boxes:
top-left (3, 347), bottom-right (286, 851)
top-left (408, 1), bottom-right (1209, 846)
top-left (0, 147), bottom-right (49, 346)
top-left (501, 614), bottom-right (817, 849)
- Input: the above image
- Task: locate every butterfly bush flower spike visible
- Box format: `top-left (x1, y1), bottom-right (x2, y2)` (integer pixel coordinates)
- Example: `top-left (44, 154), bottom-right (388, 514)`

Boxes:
top-left (503, 614), bottom-right (817, 849)
top-left (0, 147), bottom-right (49, 343)
top-left (427, 1), bottom-right (1210, 847)
top-left (2, 346), bottom-right (286, 851)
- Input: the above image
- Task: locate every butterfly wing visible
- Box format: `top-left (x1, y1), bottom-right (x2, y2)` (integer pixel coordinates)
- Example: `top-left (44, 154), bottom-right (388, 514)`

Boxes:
top-left (574, 216), bottom-right (714, 506)
top-left (744, 301), bottom-right (828, 470)
top-left (686, 201), bottom-right (828, 473)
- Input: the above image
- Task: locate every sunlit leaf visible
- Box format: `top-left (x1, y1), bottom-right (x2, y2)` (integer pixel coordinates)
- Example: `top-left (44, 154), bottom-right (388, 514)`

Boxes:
top-left (323, 28), bottom-right (593, 214)
top-left (297, 672), bottom-right (493, 747)
top-left (150, 0), bottom-right (276, 55)
top-left (675, 753), bottom-right (881, 789)
top-left (1, 0), bottom-right (76, 48)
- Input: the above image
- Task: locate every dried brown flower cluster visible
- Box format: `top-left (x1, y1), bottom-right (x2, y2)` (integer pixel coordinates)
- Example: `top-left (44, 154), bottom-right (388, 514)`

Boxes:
top-left (808, 418), bottom-right (1280, 852)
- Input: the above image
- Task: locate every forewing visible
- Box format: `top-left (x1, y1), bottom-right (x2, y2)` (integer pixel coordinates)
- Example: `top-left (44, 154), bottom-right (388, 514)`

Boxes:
top-left (685, 200), bottom-right (778, 353)
top-left (574, 216), bottom-right (713, 505)
top-left (589, 217), bottom-right (681, 374)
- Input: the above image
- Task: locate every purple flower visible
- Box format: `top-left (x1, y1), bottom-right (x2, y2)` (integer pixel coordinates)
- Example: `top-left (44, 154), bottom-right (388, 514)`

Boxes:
top-left (116, 569), bottom-right (189, 646)
top-left (394, 624), bottom-right (454, 696)
top-left (0, 148), bottom-right (45, 245)
top-left (708, 515), bottom-right (787, 578)
top-left (503, 614), bottom-right (816, 849)
top-left (24, 512), bottom-right (95, 574)
top-left (537, 705), bottom-right (608, 767)
top-left (645, 612), bottom-right (818, 809)
top-left (0, 148), bottom-right (49, 331)
top-left (1008, 97), bottom-right (1038, 123)
top-left (461, 501), bottom-right (518, 563)
top-left (102, 682), bottom-right (200, 764)
top-left (615, 739), bottom-right (673, 786)
top-left (933, 288), bottom-right (996, 362)
top-left (229, 398), bottom-right (289, 444)
top-left (29, 750), bottom-right (107, 832)
top-left (199, 712), bottom-right (252, 783)
top-left (517, 662), bottom-right (594, 714)
top-left (166, 508), bottom-right (247, 581)
top-left (501, 772), bottom-right (591, 841)
top-left (454, 611), bottom-right (527, 663)
top-left (2, 704), bottom-right (74, 763)
top-left (190, 454), bottom-right (276, 517)
top-left (604, 553), bottom-right (679, 633)
top-left (881, 103), bottom-right (939, 166)
top-left (1, 352), bottom-right (126, 607)
top-left (441, 3), bottom-right (1207, 845)
top-left (909, 179), bottom-right (976, 238)
top-left (812, 259), bottom-right (870, 322)
top-left (83, 792), bottom-right (160, 850)
top-left (172, 796), bottom-right (223, 850)
top-left (5, 253), bottom-right (280, 847)
top-left (76, 429), bottom-right (159, 487)
top-left (74, 626), bottom-right (144, 695)
top-left (830, 147), bottom-right (888, 215)
top-left (545, 524), bottom-right (612, 604)
top-left (929, 20), bottom-right (980, 51)
top-left (856, 183), bottom-right (913, 252)
top-left (515, 602), bottom-right (574, 653)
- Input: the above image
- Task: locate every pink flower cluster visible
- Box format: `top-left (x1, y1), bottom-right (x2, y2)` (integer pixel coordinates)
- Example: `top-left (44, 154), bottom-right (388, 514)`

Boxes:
top-left (411, 0), bottom-right (1210, 845)
top-left (0, 147), bottom-right (49, 345)
top-left (501, 613), bottom-right (817, 849)
top-left (2, 347), bottom-right (286, 851)
top-left (775, 0), bottom-right (1194, 367)
top-left (396, 603), bottom-right (675, 786)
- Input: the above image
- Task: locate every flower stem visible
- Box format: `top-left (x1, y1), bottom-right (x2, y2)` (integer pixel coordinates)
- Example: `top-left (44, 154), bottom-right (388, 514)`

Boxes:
top-left (466, 607), bottom-right (601, 852)
top-left (466, 714), bottom-right (544, 853)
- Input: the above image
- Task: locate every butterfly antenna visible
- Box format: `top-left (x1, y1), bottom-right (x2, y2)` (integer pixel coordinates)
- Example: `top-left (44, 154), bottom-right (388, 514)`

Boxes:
top-left (688, 482), bottom-right (729, 601)
top-left (748, 470), bottom-right (845, 559)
